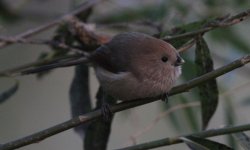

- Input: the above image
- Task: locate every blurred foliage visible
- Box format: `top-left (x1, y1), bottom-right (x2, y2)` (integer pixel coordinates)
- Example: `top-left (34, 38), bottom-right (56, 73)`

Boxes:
top-left (0, 1), bottom-right (18, 23)
top-left (35, 24), bottom-right (76, 78)
top-left (163, 95), bottom-right (199, 133)
top-left (179, 96), bottom-right (200, 131)
top-left (1, 0), bottom-right (250, 149)
top-left (205, 0), bottom-right (249, 8)
top-left (162, 97), bottom-right (183, 132)
top-left (93, 1), bottom-right (168, 24)
top-left (241, 97), bottom-right (250, 106)
top-left (232, 132), bottom-right (250, 149)
top-left (209, 28), bottom-right (250, 54)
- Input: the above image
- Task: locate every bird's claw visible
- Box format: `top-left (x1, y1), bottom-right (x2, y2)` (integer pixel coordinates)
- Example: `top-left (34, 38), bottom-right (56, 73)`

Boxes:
top-left (161, 93), bottom-right (169, 103)
top-left (101, 103), bottom-right (113, 122)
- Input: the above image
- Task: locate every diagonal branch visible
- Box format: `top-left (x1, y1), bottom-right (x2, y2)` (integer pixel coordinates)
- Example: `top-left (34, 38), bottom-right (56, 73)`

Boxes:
top-left (163, 9), bottom-right (250, 41)
top-left (0, 0), bottom-right (102, 49)
top-left (0, 55), bottom-right (249, 150)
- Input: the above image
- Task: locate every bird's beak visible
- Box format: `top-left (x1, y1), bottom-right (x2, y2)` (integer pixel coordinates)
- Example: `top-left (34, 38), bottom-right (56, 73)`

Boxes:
top-left (174, 55), bottom-right (185, 66)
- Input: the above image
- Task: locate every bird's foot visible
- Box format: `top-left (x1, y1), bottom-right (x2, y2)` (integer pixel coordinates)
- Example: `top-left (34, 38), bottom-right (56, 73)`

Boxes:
top-left (101, 102), bottom-right (113, 122)
top-left (161, 93), bottom-right (169, 104)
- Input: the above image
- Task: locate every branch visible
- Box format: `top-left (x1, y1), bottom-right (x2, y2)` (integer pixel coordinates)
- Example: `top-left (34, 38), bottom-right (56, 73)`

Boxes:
top-left (169, 55), bottom-right (250, 96)
top-left (0, 54), bottom-right (83, 77)
top-left (163, 9), bottom-right (250, 41)
top-left (0, 55), bottom-right (249, 150)
top-left (177, 39), bottom-right (196, 53)
top-left (118, 124), bottom-right (250, 150)
top-left (20, 57), bottom-right (89, 75)
top-left (0, 36), bottom-right (84, 54)
top-left (0, 0), bottom-right (102, 49)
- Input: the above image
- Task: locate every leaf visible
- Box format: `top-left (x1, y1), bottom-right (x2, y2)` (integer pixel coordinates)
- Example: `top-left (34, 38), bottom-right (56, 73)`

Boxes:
top-left (181, 55), bottom-right (197, 81)
top-left (232, 132), bottom-right (250, 150)
top-left (195, 37), bottom-right (219, 130)
top-left (94, 2), bottom-right (168, 24)
top-left (69, 65), bottom-right (92, 138)
top-left (0, 80), bottom-right (19, 104)
top-left (181, 136), bottom-right (233, 150)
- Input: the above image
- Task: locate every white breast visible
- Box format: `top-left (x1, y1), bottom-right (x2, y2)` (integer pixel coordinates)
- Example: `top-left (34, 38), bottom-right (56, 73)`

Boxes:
top-left (94, 66), bottom-right (180, 101)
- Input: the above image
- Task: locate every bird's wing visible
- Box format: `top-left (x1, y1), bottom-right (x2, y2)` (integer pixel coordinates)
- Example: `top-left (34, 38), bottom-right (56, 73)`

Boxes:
top-left (90, 45), bottom-right (129, 73)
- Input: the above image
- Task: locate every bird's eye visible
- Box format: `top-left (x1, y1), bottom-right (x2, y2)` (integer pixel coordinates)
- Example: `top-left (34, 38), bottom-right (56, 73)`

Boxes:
top-left (161, 56), bottom-right (168, 62)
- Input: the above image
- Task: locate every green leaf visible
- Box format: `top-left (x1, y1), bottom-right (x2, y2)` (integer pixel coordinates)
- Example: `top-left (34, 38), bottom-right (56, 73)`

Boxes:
top-left (180, 56), bottom-right (196, 81)
top-left (195, 37), bottom-right (219, 130)
top-left (0, 1), bottom-right (19, 23)
top-left (232, 132), bottom-right (250, 150)
top-left (181, 136), bottom-right (233, 150)
top-left (94, 2), bottom-right (168, 24)
top-left (0, 80), bottom-right (19, 104)
top-left (70, 65), bottom-right (92, 137)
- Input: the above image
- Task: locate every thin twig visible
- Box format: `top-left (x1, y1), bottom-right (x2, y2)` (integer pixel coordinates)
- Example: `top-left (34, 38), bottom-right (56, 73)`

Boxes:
top-left (0, 36), bottom-right (84, 54)
top-left (128, 102), bottom-right (200, 145)
top-left (129, 78), bottom-right (250, 145)
top-left (0, 54), bottom-right (82, 77)
top-left (0, 55), bottom-right (249, 150)
top-left (163, 9), bottom-right (250, 41)
top-left (0, 0), bottom-right (101, 49)
top-left (169, 55), bottom-right (250, 96)
top-left (20, 57), bottom-right (89, 75)
top-left (220, 80), bottom-right (250, 97)
top-left (177, 39), bottom-right (196, 53)
top-left (118, 123), bottom-right (250, 150)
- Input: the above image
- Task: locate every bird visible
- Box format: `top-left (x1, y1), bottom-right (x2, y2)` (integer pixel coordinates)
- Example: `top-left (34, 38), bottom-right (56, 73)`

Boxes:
top-left (20, 32), bottom-right (184, 102)
top-left (17, 32), bottom-right (184, 120)
top-left (89, 32), bottom-right (184, 101)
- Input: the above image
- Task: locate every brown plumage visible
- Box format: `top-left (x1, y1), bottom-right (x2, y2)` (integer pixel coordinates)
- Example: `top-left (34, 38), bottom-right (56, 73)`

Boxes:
top-left (90, 32), bottom-right (184, 101)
